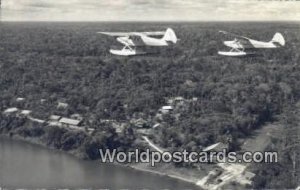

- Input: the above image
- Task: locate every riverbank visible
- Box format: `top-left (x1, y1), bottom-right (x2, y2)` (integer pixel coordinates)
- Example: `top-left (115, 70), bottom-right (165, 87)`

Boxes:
top-left (0, 134), bottom-right (205, 189)
top-left (0, 136), bottom-right (202, 189)
top-left (129, 163), bottom-right (207, 189)
top-left (0, 133), bottom-right (88, 159)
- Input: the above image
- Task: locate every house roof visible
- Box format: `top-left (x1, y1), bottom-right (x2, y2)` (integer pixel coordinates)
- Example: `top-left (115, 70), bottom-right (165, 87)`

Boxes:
top-left (59, 117), bottom-right (82, 126)
top-left (49, 115), bottom-right (61, 121)
top-left (161, 106), bottom-right (173, 110)
top-left (203, 142), bottom-right (228, 152)
top-left (20, 110), bottom-right (32, 115)
top-left (243, 171), bottom-right (256, 179)
top-left (16, 97), bottom-right (25, 101)
top-left (153, 123), bottom-right (160, 128)
top-left (4, 107), bottom-right (19, 113)
top-left (174, 97), bottom-right (184, 101)
top-left (57, 102), bottom-right (69, 108)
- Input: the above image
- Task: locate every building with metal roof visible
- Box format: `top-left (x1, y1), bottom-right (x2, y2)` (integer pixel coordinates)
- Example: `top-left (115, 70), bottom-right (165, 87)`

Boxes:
top-left (59, 117), bottom-right (82, 126)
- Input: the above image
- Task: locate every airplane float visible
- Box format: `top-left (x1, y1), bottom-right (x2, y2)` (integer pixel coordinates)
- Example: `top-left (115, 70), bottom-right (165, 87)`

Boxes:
top-left (98, 28), bottom-right (178, 56)
top-left (218, 31), bottom-right (285, 57)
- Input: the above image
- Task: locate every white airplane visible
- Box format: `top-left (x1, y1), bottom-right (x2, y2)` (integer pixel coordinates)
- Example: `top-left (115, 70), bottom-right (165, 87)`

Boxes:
top-left (98, 28), bottom-right (178, 56)
top-left (218, 31), bottom-right (285, 57)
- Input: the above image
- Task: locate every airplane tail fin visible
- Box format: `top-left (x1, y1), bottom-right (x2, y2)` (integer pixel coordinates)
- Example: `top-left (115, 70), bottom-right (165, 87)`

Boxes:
top-left (162, 28), bottom-right (177, 44)
top-left (271, 32), bottom-right (285, 47)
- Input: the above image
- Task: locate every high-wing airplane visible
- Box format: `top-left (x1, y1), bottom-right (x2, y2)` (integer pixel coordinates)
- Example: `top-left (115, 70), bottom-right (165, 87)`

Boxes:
top-left (98, 28), bottom-right (178, 56)
top-left (218, 31), bottom-right (286, 57)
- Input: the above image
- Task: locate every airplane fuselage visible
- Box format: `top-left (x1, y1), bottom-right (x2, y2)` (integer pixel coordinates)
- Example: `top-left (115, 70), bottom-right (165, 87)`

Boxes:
top-left (248, 39), bottom-right (279, 48)
top-left (117, 35), bottom-right (169, 47)
top-left (102, 28), bottom-right (177, 56)
top-left (224, 39), bottom-right (279, 49)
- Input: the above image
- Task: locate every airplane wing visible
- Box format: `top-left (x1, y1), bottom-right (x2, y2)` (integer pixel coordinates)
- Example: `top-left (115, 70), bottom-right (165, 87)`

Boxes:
top-left (98, 31), bottom-right (165, 37)
top-left (219, 31), bottom-right (251, 41)
top-left (98, 32), bottom-right (136, 37)
top-left (220, 30), bottom-right (255, 48)
top-left (141, 31), bottom-right (165, 36)
top-left (100, 34), bottom-right (146, 47)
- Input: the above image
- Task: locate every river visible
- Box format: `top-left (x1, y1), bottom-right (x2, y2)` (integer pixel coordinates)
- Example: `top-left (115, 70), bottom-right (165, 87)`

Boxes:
top-left (0, 137), bottom-right (200, 189)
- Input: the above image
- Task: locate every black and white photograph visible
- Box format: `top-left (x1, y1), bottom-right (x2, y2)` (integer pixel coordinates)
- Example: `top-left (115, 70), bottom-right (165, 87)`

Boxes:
top-left (0, 0), bottom-right (299, 189)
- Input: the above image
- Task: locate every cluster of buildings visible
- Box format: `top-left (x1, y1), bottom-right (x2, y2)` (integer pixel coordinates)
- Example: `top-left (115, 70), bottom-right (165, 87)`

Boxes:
top-left (197, 163), bottom-right (256, 190)
top-left (3, 107), bottom-right (32, 117)
top-left (49, 114), bottom-right (83, 127)
top-left (2, 96), bottom-right (257, 189)
top-left (156, 96), bottom-right (198, 117)
top-left (2, 98), bottom-right (94, 132)
top-left (197, 142), bottom-right (256, 189)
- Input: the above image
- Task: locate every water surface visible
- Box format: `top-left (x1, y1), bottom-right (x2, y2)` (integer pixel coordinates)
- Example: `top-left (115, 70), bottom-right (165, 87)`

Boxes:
top-left (0, 137), bottom-right (200, 190)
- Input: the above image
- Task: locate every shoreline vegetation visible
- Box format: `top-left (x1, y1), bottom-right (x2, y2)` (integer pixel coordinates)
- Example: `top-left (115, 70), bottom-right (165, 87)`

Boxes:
top-left (0, 134), bottom-right (203, 189)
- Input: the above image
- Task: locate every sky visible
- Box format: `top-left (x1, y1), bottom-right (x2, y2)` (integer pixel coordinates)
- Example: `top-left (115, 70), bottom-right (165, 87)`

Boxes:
top-left (1, 0), bottom-right (300, 21)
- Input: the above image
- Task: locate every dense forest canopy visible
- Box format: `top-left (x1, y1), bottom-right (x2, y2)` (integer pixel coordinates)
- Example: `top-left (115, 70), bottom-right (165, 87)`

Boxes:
top-left (0, 22), bottom-right (299, 188)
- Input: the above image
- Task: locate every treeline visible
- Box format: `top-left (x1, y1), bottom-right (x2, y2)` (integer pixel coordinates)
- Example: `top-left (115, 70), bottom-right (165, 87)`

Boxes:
top-left (0, 22), bottom-right (300, 148)
top-left (0, 114), bottom-right (137, 159)
top-left (252, 105), bottom-right (300, 189)
top-left (0, 22), bottom-right (300, 187)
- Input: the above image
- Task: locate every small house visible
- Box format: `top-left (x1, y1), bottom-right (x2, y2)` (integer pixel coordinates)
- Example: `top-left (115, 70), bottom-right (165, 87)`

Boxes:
top-left (137, 129), bottom-right (152, 135)
top-left (243, 171), bottom-right (256, 181)
top-left (131, 118), bottom-right (149, 128)
top-left (203, 142), bottom-right (229, 152)
top-left (100, 119), bottom-right (116, 123)
top-left (59, 117), bottom-right (82, 127)
top-left (174, 96), bottom-right (185, 102)
top-left (162, 106), bottom-right (173, 110)
top-left (57, 102), bottom-right (68, 109)
top-left (70, 113), bottom-right (83, 121)
top-left (20, 110), bottom-right (32, 116)
top-left (49, 115), bottom-right (62, 121)
top-left (112, 122), bottom-right (125, 133)
top-left (237, 171), bottom-right (256, 185)
top-left (3, 107), bottom-right (19, 114)
top-left (192, 97), bottom-right (198, 102)
top-left (167, 97), bottom-right (185, 105)
top-left (160, 106), bottom-right (173, 114)
top-left (16, 97), bottom-right (25, 102)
